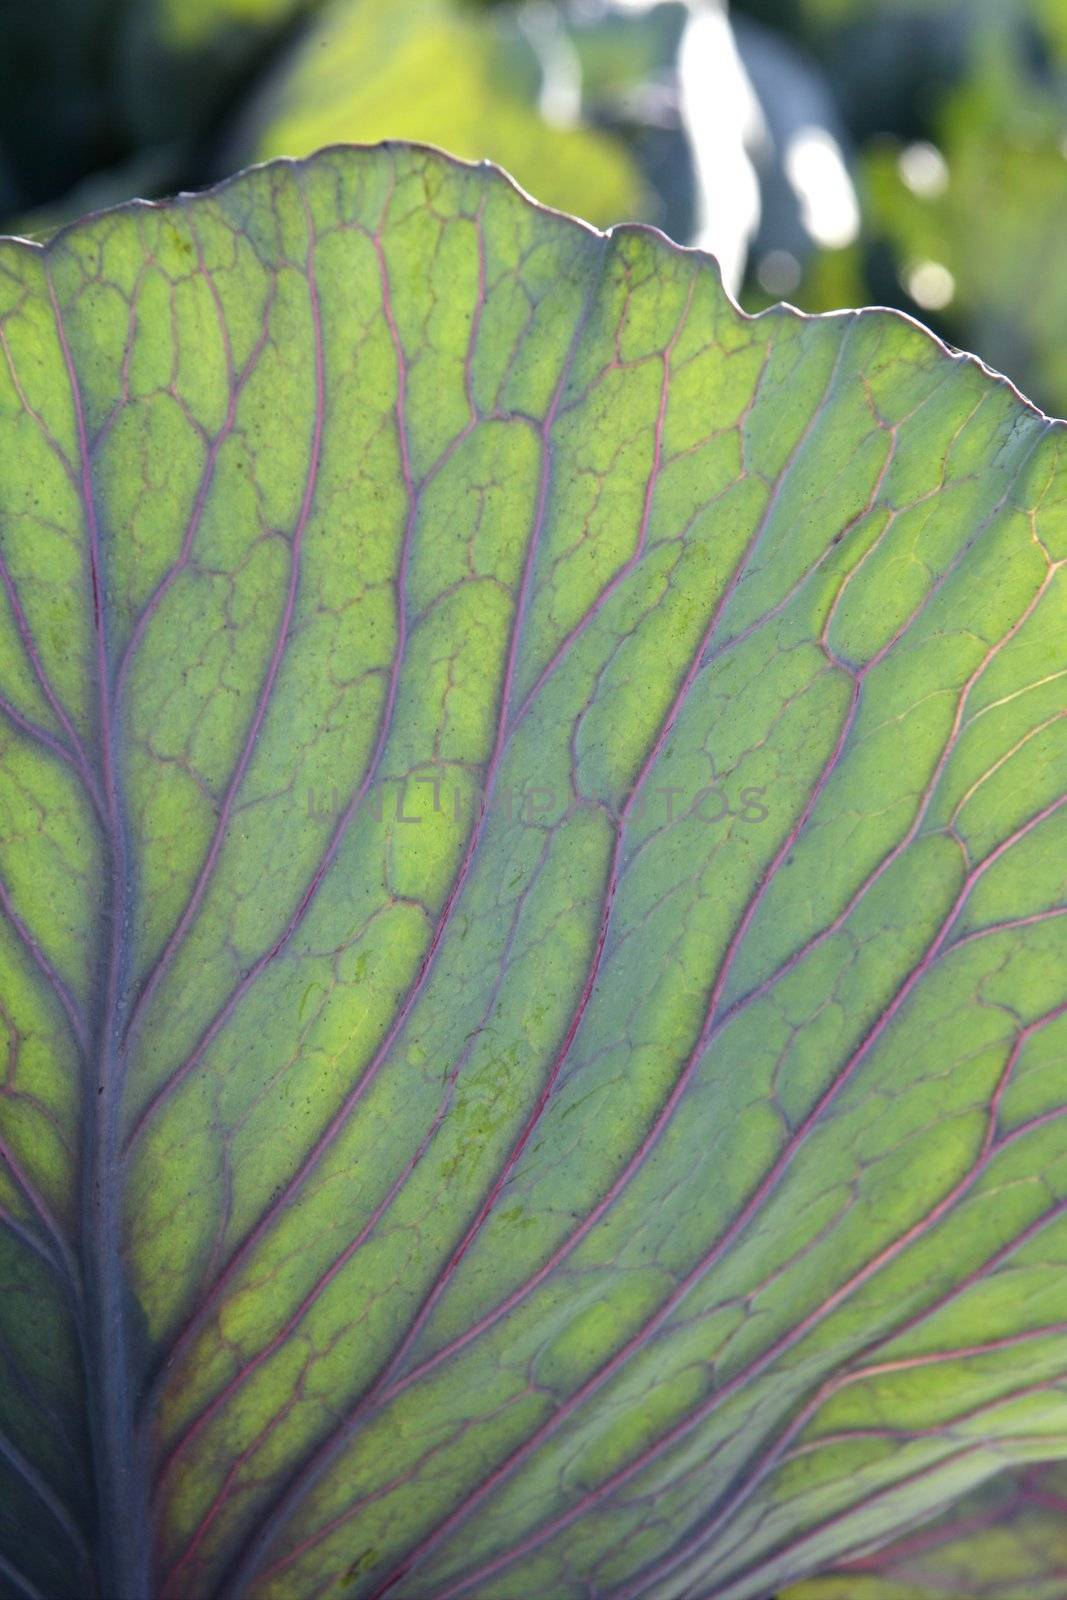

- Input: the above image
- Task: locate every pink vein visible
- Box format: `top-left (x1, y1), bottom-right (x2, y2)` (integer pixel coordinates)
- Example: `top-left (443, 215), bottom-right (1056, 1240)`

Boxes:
top-left (0, 308), bottom-right (103, 824)
top-left (206, 320), bottom-right (864, 1600)
top-left (0, 690), bottom-right (104, 825)
top-left (355, 791), bottom-right (1067, 1600)
top-left (367, 346), bottom-right (863, 1415)
top-left (679, 1359), bottom-right (1067, 1600)
top-left (133, 231), bottom-right (506, 1572)
top-left (152, 821), bottom-right (555, 1510)
top-left (508, 271), bottom-right (697, 731)
top-left (444, 1219), bottom-right (1067, 1600)
top-left (176, 324), bottom-right (1053, 1598)
top-left (704, 542), bottom-right (1062, 1035)
top-left (184, 242), bottom-right (624, 1600)
top-left (0, 555), bottom-right (105, 824)
top-left (43, 271), bottom-right (122, 868)
top-left (0, 873), bottom-right (88, 1057)
top-left (118, 245), bottom-right (323, 1051)
top-left (123, 204), bottom-right (488, 1160)
top-left (154, 264), bottom-right (700, 1508)
top-left (615, 1003), bottom-right (1067, 1598)
top-left (0, 1126), bottom-right (77, 1288)
top-left (111, 261), bottom-right (278, 714)
top-left (135, 192), bottom-right (507, 1419)
top-left (196, 347), bottom-right (913, 1537)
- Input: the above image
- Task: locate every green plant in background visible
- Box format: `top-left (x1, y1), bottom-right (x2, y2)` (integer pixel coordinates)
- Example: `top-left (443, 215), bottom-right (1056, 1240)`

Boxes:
top-left (0, 140), bottom-right (1064, 1600)
top-left (0, 0), bottom-right (645, 237)
top-left (737, 0), bottom-right (1067, 415)
top-left (0, 0), bottom-right (317, 220)
top-left (861, 27), bottom-right (1067, 415)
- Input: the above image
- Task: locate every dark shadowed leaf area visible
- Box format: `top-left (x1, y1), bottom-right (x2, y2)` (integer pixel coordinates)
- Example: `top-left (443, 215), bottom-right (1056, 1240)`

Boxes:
top-left (0, 143), bottom-right (1065, 1600)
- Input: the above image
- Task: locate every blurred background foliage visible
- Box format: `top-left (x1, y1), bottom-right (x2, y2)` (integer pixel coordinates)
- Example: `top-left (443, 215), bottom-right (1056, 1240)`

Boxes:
top-left (4, 0), bottom-right (1067, 413)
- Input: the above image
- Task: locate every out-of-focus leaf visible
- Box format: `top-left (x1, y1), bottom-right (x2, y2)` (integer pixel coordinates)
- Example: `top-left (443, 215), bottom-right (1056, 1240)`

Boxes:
top-left (791, 0), bottom-right (969, 22)
top-left (228, 0), bottom-right (643, 225)
top-left (0, 143), bottom-right (1065, 1600)
top-left (783, 1463), bottom-right (1067, 1598)
top-left (158, 0), bottom-right (318, 48)
top-left (565, 0), bottom-right (689, 104)
top-left (118, 0), bottom-right (324, 148)
top-left (1033, 0), bottom-right (1067, 59)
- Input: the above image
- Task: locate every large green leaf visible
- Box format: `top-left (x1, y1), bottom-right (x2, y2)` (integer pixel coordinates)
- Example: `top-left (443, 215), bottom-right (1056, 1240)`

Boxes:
top-left (784, 1462), bottom-right (1067, 1598)
top-left (0, 142), bottom-right (1064, 1600)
